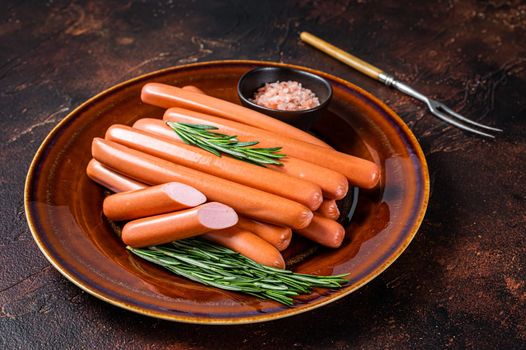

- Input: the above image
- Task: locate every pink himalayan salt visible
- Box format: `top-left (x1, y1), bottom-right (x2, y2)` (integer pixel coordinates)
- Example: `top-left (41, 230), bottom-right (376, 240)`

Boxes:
top-left (250, 80), bottom-right (320, 111)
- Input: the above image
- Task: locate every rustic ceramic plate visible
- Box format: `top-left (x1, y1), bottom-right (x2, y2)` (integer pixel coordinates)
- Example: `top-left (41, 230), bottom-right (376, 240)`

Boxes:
top-left (25, 60), bottom-right (429, 324)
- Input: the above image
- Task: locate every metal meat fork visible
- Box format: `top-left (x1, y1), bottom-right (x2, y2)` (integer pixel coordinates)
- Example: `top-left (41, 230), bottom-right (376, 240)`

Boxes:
top-left (300, 32), bottom-right (502, 138)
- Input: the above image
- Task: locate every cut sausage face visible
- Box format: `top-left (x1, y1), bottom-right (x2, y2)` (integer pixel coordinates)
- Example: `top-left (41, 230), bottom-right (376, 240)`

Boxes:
top-left (103, 182), bottom-right (206, 221)
top-left (197, 202), bottom-right (239, 229)
top-left (163, 182), bottom-right (207, 207)
top-left (122, 202), bottom-right (238, 248)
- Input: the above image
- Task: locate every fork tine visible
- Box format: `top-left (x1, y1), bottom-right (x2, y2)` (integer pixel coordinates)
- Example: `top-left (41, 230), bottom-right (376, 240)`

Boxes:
top-left (437, 104), bottom-right (503, 132)
top-left (429, 108), bottom-right (495, 138)
top-left (298, 33), bottom-right (503, 137)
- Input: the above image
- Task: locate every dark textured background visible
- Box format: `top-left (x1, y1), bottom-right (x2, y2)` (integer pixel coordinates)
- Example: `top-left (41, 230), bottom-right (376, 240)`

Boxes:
top-left (1, 0), bottom-right (525, 349)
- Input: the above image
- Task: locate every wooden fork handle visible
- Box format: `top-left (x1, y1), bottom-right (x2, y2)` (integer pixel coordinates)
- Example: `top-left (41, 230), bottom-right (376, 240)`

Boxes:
top-left (300, 32), bottom-right (384, 80)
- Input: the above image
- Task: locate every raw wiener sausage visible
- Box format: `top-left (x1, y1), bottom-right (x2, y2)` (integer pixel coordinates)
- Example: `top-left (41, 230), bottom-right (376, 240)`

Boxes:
top-left (105, 125), bottom-right (323, 210)
top-left (141, 82), bottom-right (330, 148)
top-left (91, 138), bottom-right (313, 229)
top-left (122, 202), bottom-right (238, 247)
top-left (269, 159), bottom-right (347, 200)
top-left (163, 108), bottom-right (380, 189)
top-left (103, 182), bottom-right (206, 221)
top-left (142, 86), bottom-right (351, 193)
top-left (316, 199), bottom-right (340, 220)
top-left (236, 217), bottom-right (292, 251)
top-left (295, 214), bottom-right (345, 248)
top-left (86, 159), bottom-right (146, 193)
top-left (203, 227), bottom-right (285, 268)
top-left (181, 85), bottom-right (205, 94)
top-left (133, 118), bottom-right (348, 199)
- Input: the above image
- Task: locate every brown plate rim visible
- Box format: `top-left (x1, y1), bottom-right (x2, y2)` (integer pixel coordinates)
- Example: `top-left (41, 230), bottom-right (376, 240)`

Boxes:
top-left (24, 60), bottom-right (430, 324)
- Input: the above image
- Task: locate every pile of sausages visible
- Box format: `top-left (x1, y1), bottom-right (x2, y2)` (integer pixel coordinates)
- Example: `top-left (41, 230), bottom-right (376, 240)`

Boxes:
top-left (87, 83), bottom-right (381, 269)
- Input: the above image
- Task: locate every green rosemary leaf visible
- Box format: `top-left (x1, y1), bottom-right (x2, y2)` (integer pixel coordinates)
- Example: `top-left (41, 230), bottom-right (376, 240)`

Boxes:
top-left (177, 122), bottom-right (218, 130)
top-left (195, 141), bottom-right (222, 157)
top-left (255, 146), bottom-right (283, 152)
top-left (236, 141), bottom-right (260, 147)
top-left (127, 238), bottom-right (349, 306)
top-left (166, 122), bottom-right (286, 166)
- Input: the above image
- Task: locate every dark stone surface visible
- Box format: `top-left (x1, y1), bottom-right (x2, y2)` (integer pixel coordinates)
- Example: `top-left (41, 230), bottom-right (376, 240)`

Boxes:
top-left (1, 0), bottom-right (525, 348)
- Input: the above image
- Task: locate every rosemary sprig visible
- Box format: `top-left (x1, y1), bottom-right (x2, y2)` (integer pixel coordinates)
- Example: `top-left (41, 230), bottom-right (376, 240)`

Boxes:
top-left (128, 238), bottom-right (348, 306)
top-left (166, 121), bottom-right (286, 166)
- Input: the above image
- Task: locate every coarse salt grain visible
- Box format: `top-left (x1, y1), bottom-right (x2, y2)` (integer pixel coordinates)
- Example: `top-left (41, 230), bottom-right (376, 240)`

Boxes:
top-left (250, 81), bottom-right (320, 111)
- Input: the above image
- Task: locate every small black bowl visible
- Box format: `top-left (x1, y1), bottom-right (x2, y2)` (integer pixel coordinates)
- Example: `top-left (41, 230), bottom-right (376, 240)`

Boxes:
top-left (237, 66), bottom-right (333, 130)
